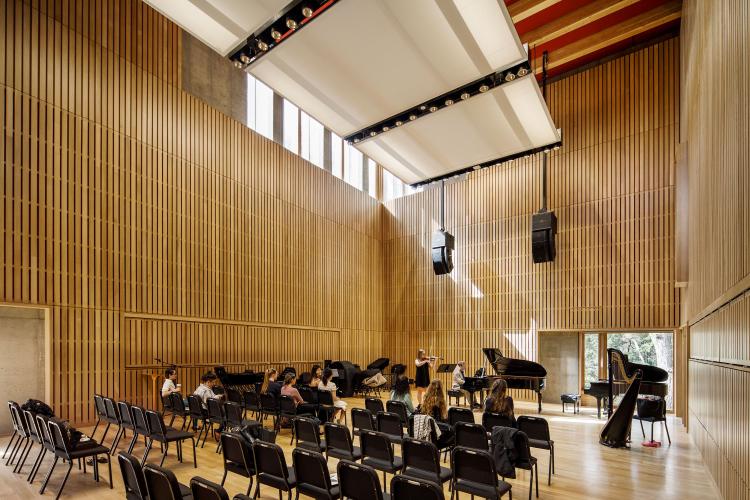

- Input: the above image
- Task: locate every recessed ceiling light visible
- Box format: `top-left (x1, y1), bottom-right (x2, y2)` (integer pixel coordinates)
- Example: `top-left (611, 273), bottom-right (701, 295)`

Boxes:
top-left (517, 67), bottom-right (529, 77)
top-left (460, 92), bottom-right (470, 100)
top-left (395, 120), bottom-right (403, 126)
top-left (240, 54), bottom-right (251, 64)
top-left (256, 39), bottom-right (269, 51)
top-left (409, 114), bottom-right (417, 121)
top-left (445, 99), bottom-right (453, 106)
top-left (382, 126), bottom-right (390, 132)
top-left (479, 84), bottom-right (489, 93)
top-left (233, 60), bottom-right (243, 68)
top-left (429, 106), bottom-right (438, 112)
top-left (504, 72), bottom-right (516, 82)
top-left (369, 131), bottom-right (377, 137)
top-left (302, 6), bottom-right (314, 17)
top-left (286, 18), bottom-right (298, 30)
top-left (271, 29), bottom-right (282, 41)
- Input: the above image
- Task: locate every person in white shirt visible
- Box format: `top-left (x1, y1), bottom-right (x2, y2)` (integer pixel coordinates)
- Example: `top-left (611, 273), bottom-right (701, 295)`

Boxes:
top-left (193, 371), bottom-right (223, 407)
top-left (318, 368), bottom-right (347, 423)
top-left (451, 361), bottom-right (477, 407)
top-left (161, 368), bottom-right (181, 398)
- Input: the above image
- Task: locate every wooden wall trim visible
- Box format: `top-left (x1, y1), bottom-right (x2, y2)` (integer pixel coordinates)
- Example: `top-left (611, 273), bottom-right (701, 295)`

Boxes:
top-left (123, 312), bottom-right (342, 333)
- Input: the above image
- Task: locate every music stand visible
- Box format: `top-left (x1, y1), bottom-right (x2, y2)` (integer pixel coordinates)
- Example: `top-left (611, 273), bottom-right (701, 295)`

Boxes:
top-left (436, 363), bottom-right (457, 373)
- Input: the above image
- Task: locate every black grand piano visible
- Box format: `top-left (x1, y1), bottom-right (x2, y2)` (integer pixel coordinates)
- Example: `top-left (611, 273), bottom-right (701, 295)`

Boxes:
top-left (462, 348), bottom-right (547, 413)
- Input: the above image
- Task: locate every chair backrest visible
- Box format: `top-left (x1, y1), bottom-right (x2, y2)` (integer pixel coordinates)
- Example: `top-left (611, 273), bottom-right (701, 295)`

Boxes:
top-left (93, 394), bottom-right (107, 418)
top-left (162, 394), bottom-right (174, 412)
top-left (317, 390), bottom-right (334, 406)
top-left (452, 446), bottom-right (498, 487)
top-left (35, 414), bottom-right (53, 450)
top-left (360, 430), bottom-right (394, 463)
top-left (11, 405), bottom-right (30, 438)
top-left (144, 463), bottom-right (183, 500)
top-left (188, 395), bottom-right (206, 418)
top-left (146, 410), bottom-right (167, 438)
top-left (517, 415), bottom-right (550, 442)
top-left (391, 475), bottom-right (445, 500)
top-left (259, 393), bottom-right (278, 411)
top-left (226, 388), bottom-right (243, 405)
top-left (324, 422), bottom-right (353, 453)
top-left (278, 395), bottom-right (297, 414)
top-left (386, 400), bottom-right (409, 426)
top-left (221, 432), bottom-right (254, 475)
top-left (168, 393), bottom-right (186, 416)
top-left (23, 409), bottom-right (39, 441)
top-left (295, 417), bottom-right (321, 446)
top-left (448, 407), bottom-right (475, 427)
top-left (298, 385), bottom-right (317, 404)
top-left (455, 422), bottom-right (489, 451)
top-left (7, 401), bottom-right (22, 433)
top-left (376, 412), bottom-right (403, 438)
top-left (352, 408), bottom-right (376, 432)
top-left (47, 419), bottom-right (72, 456)
top-left (482, 412), bottom-right (514, 432)
top-left (131, 406), bottom-right (151, 436)
top-left (243, 390), bottom-right (259, 409)
top-left (104, 397), bottom-right (121, 423)
top-left (365, 398), bottom-right (385, 414)
top-left (118, 451), bottom-right (149, 500)
top-left (118, 401), bottom-right (135, 427)
top-left (224, 402), bottom-right (245, 427)
top-left (337, 460), bottom-right (385, 500)
top-left (207, 398), bottom-right (225, 420)
top-left (252, 440), bottom-right (290, 483)
top-left (190, 476), bottom-right (230, 500)
top-left (513, 430), bottom-right (533, 464)
top-left (293, 448), bottom-right (333, 492)
top-left (402, 437), bottom-right (440, 477)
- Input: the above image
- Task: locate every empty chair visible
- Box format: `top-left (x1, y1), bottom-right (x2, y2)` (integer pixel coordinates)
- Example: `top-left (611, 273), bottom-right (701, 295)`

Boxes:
top-left (324, 422), bottom-right (362, 462)
top-left (514, 431), bottom-right (538, 500)
top-left (352, 408), bottom-right (376, 438)
top-left (27, 413), bottom-right (54, 483)
top-left (162, 393), bottom-right (175, 418)
top-left (220, 432), bottom-right (255, 496)
top-left (386, 400), bottom-right (409, 429)
top-left (9, 405), bottom-right (34, 473)
top-left (376, 412), bottom-right (405, 445)
top-left (252, 440), bottom-right (297, 500)
top-left (360, 430), bottom-right (403, 493)
top-left (224, 401), bottom-right (251, 429)
top-left (517, 416), bottom-right (555, 485)
top-left (117, 451), bottom-right (149, 500)
top-left (243, 391), bottom-right (261, 421)
top-left (365, 398), bottom-right (385, 415)
top-left (3, 401), bottom-right (22, 461)
top-left (143, 463), bottom-right (192, 499)
top-left (633, 397), bottom-right (671, 445)
top-left (187, 395), bottom-right (210, 441)
top-left (18, 410), bottom-right (42, 477)
top-left (259, 393), bottom-right (280, 428)
top-left (482, 412), bottom-right (515, 434)
top-left (131, 406), bottom-right (153, 465)
top-left (191, 476), bottom-right (230, 500)
top-left (454, 422), bottom-right (490, 451)
top-left (292, 448), bottom-right (340, 500)
top-left (448, 407), bottom-right (475, 428)
top-left (295, 416), bottom-right (326, 452)
top-left (401, 437), bottom-right (452, 487)
top-left (5, 403), bottom-right (29, 469)
top-left (169, 393), bottom-right (190, 430)
top-left (92, 394), bottom-right (108, 440)
top-left (144, 409), bottom-right (197, 468)
top-left (41, 419), bottom-right (113, 499)
top-left (451, 446), bottom-right (512, 500)
top-left (104, 397), bottom-right (126, 453)
top-left (337, 460), bottom-right (386, 500)
top-left (391, 474), bottom-right (445, 500)
top-left (117, 401), bottom-right (138, 454)
top-left (226, 388), bottom-right (244, 407)
top-left (205, 399), bottom-right (226, 447)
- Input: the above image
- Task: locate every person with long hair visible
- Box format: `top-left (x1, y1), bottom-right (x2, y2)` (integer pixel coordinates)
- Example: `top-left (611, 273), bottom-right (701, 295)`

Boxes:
top-left (418, 379), bottom-right (454, 447)
top-left (388, 376), bottom-right (415, 417)
top-left (260, 368), bottom-right (281, 397)
top-left (281, 373), bottom-right (304, 406)
top-left (309, 364), bottom-right (322, 387)
top-left (484, 378), bottom-right (515, 422)
top-left (318, 368), bottom-right (347, 423)
top-left (414, 348), bottom-right (434, 404)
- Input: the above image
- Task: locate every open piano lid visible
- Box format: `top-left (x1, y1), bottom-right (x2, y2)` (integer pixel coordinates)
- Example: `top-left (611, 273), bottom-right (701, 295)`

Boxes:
top-left (482, 348), bottom-right (547, 378)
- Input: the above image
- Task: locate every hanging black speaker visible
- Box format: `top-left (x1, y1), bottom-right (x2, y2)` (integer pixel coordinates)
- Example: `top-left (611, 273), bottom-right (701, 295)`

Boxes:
top-left (432, 229), bottom-right (455, 275)
top-left (531, 210), bottom-right (557, 263)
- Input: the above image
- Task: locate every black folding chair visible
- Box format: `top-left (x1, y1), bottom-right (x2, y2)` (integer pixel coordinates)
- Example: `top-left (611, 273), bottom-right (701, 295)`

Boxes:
top-left (3, 401), bottom-right (22, 462)
top-left (259, 393), bottom-right (280, 429)
top-left (27, 413), bottom-right (53, 483)
top-left (514, 431), bottom-right (539, 500)
top-left (252, 440), bottom-right (297, 500)
top-left (104, 397), bottom-right (125, 453)
top-left (130, 406), bottom-right (153, 465)
top-left (451, 446), bottom-right (512, 500)
top-left (278, 395), bottom-right (298, 435)
top-left (295, 416), bottom-right (326, 452)
top-left (206, 398), bottom-right (226, 448)
top-left (117, 451), bottom-right (149, 500)
top-left (448, 407), bottom-right (475, 427)
top-left (324, 422), bottom-right (362, 462)
top-left (243, 390), bottom-right (261, 421)
top-left (9, 405), bottom-right (33, 473)
top-left (143, 463), bottom-right (192, 499)
top-left (169, 393), bottom-right (190, 430)
top-left (191, 476), bottom-right (231, 500)
top-left (482, 412), bottom-right (515, 434)
top-left (352, 408), bottom-right (377, 438)
top-left (116, 401), bottom-right (138, 454)
top-left (386, 400), bottom-right (410, 429)
top-left (517, 415), bottom-right (555, 485)
top-left (401, 436), bottom-right (452, 487)
top-left (376, 411), bottom-right (405, 445)
top-left (365, 398), bottom-right (385, 415)
top-left (337, 460), bottom-right (386, 500)
top-left (187, 395), bottom-right (210, 443)
top-left (293, 448), bottom-right (340, 500)
top-left (391, 474), bottom-right (445, 500)
top-left (220, 432), bottom-right (255, 496)
top-left (91, 395), bottom-right (108, 441)
top-left (144, 409), bottom-right (197, 468)
top-left (360, 430), bottom-right (403, 493)
top-left (455, 422), bottom-right (490, 451)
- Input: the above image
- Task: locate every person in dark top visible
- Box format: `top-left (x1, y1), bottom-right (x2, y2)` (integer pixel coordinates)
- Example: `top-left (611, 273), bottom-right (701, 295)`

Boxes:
top-left (260, 368), bottom-right (283, 397)
top-left (484, 378), bottom-right (516, 426)
top-left (414, 348), bottom-right (434, 405)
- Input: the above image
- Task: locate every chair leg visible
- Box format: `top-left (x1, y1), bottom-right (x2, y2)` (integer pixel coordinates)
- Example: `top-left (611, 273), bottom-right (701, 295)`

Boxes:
top-left (141, 439), bottom-right (153, 467)
top-left (551, 443), bottom-right (555, 474)
top-left (54, 461), bottom-right (74, 500)
top-left (127, 432), bottom-right (139, 454)
top-left (160, 442), bottom-right (168, 467)
top-left (12, 440), bottom-right (31, 473)
top-left (109, 427), bottom-right (123, 455)
top-left (2, 431), bottom-right (18, 459)
top-left (192, 437), bottom-right (197, 468)
top-left (664, 421), bottom-right (671, 444)
top-left (168, 413), bottom-right (176, 427)
top-left (247, 476), bottom-right (253, 496)
top-left (6, 436), bottom-right (24, 466)
top-left (535, 463), bottom-right (539, 498)
top-left (100, 422), bottom-right (112, 446)
top-left (107, 453), bottom-right (113, 488)
top-left (221, 470), bottom-right (228, 486)
top-left (91, 419), bottom-right (101, 441)
top-left (39, 455), bottom-right (58, 494)
top-left (548, 450), bottom-right (552, 485)
top-left (28, 447), bottom-right (46, 483)
top-left (528, 468), bottom-right (533, 500)
top-left (639, 419), bottom-right (645, 438)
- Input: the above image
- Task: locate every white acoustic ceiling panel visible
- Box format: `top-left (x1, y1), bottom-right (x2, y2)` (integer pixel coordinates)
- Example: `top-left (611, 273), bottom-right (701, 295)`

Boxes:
top-left (356, 76), bottom-right (560, 185)
top-left (144, 0), bottom-right (289, 56)
top-left (250, 0), bottom-right (526, 136)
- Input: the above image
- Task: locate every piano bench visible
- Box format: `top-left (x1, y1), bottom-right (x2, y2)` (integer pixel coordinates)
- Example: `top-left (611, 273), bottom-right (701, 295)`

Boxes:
top-left (447, 389), bottom-right (466, 407)
top-left (560, 394), bottom-right (580, 414)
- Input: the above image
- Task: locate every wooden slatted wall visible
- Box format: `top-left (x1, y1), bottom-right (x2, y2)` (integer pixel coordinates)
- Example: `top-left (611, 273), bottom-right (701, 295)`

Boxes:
top-left (381, 38), bottom-right (680, 397)
top-left (0, 0), bottom-right (383, 423)
top-left (682, 0), bottom-right (750, 497)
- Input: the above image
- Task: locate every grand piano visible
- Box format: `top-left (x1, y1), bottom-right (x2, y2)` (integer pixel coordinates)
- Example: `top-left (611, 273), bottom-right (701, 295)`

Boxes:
top-left (462, 348), bottom-right (547, 413)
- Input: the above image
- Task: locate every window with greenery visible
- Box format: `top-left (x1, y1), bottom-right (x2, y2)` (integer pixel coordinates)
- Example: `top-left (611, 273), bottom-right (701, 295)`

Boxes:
top-left (584, 333), bottom-right (600, 388)
top-left (607, 332), bottom-right (673, 409)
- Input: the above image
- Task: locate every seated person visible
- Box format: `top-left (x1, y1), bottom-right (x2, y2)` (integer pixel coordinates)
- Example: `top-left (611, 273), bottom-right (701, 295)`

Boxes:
top-left (260, 368), bottom-right (283, 398)
top-left (388, 376), bottom-right (415, 417)
top-left (161, 368), bottom-right (181, 398)
top-left (483, 378), bottom-right (516, 426)
top-left (420, 379), bottom-right (454, 448)
top-left (193, 371), bottom-right (223, 407)
top-left (308, 364), bottom-right (322, 388)
top-left (281, 373), bottom-right (304, 405)
top-left (451, 361), bottom-right (477, 407)
top-left (318, 368), bottom-right (347, 424)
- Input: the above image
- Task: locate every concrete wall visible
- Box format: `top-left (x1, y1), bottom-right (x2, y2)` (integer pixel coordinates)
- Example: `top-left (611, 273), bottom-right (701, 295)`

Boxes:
top-left (539, 332), bottom-right (579, 404)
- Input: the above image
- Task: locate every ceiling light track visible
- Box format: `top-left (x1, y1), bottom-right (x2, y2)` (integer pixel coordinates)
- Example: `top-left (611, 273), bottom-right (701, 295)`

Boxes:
top-left (228, 0), bottom-right (340, 69)
top-left (343, 59), bottom-right (532, 145)
top-left (410, 137), bottom-right (562, 188)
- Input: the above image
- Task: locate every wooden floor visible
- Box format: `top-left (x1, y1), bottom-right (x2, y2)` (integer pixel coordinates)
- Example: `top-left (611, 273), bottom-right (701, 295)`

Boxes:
top-left (0, 396), bottom-right (719, 500)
